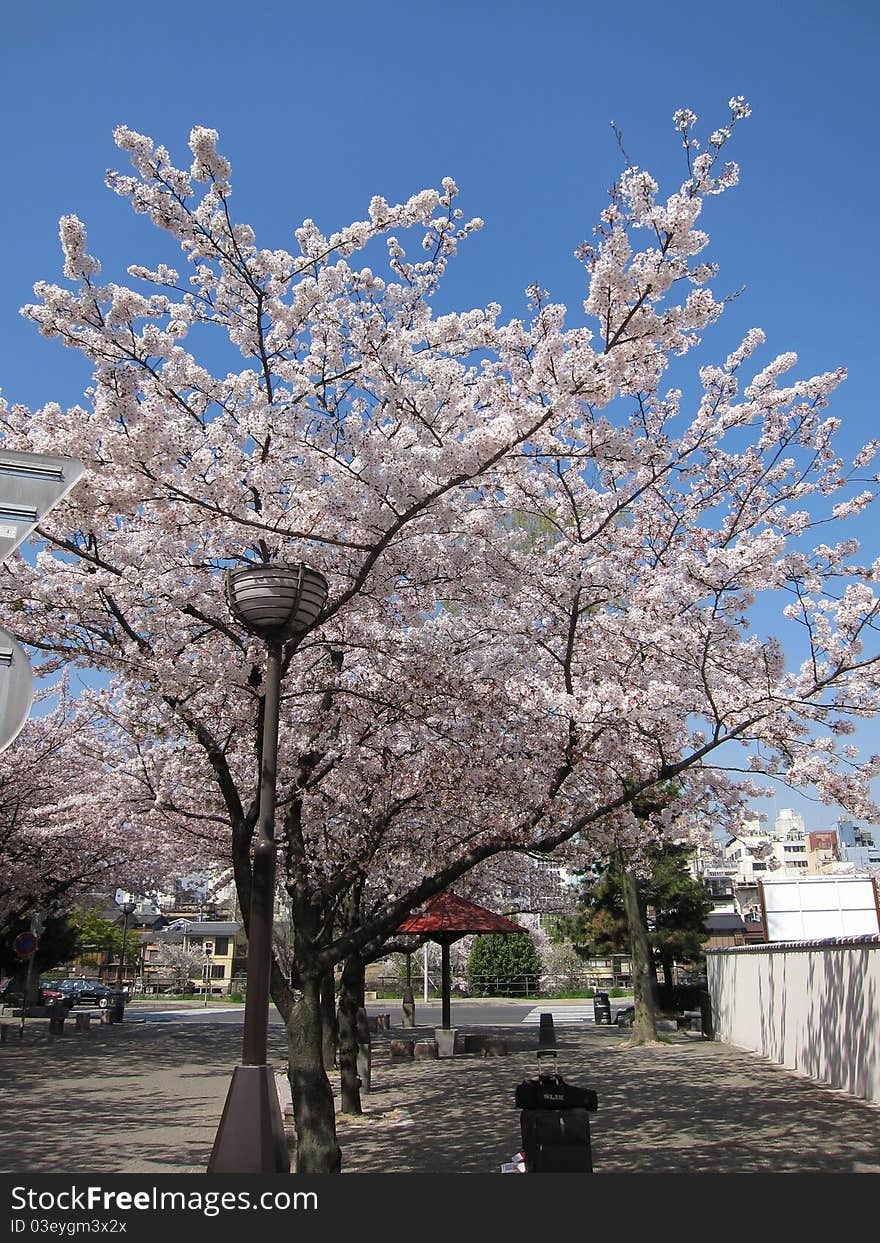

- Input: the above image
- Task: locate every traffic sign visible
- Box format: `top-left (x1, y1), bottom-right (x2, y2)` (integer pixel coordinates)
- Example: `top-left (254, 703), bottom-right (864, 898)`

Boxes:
top-left (13, 931), bottom-right (38, 958)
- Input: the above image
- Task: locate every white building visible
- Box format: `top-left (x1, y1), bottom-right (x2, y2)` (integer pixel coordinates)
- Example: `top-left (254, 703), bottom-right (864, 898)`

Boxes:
top-left (722, 808), bottom-right (809, 884)
top-left (696, 809), bottom-right (880, 935)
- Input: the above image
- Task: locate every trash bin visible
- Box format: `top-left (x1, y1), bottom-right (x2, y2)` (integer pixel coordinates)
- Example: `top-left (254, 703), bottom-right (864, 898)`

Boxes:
top-left (48, 999), bottom-right (67, 1035)
top-left (515, 1072), bottom-right (598, 1173)
top-left (106, 990), bottom-right (126, 1024)
top-left (593, 991), bottom-right (612, 1025)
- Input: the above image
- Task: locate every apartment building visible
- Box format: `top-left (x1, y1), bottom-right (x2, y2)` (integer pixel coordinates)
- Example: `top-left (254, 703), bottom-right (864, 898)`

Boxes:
top-left (139, 919), bottom-right (246, 996)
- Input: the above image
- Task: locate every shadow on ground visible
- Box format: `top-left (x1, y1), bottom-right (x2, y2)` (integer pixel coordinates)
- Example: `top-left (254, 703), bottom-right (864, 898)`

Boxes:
top-left (2, 1017), bottom-right (879, 1174)
top-left (0, 1020), bottom-right (283, 1174)
top-left (338, 1023), bottom-right (880, 1174)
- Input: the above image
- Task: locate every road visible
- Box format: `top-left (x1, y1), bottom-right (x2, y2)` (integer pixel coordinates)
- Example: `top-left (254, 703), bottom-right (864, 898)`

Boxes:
top-left (123, 997), bottom-right (634, 1027)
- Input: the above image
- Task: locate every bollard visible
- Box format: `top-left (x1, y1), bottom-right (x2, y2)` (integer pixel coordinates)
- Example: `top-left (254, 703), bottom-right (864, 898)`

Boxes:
top-left (401, 985), bottom-right (416, 1028)
top-left (700, 989), bottom-right (714, 1039)
top-left (355, 1006), bottom-right (372, 1093)
top-left (538, 1012), bottom-right (556, 1054)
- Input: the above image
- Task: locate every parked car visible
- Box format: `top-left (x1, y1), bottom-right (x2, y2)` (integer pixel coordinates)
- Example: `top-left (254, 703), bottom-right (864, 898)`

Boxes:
top-left (0, 978), bottom-right (72, 1009)
top-left (48, 978), bottom-right (118, 1008)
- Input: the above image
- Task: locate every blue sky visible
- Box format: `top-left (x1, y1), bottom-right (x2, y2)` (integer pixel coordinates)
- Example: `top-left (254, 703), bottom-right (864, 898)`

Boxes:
top-left (1, 1), bottom-right (878, 829)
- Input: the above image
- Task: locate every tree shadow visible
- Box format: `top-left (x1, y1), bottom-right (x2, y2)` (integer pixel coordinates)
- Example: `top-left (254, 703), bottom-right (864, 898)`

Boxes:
top-left (3, 1013), bottom-right (880, 1175)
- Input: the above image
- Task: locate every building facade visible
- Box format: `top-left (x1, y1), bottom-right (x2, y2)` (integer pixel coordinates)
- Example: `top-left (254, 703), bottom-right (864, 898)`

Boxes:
top-left (139, 920), bottom-right (246, 996)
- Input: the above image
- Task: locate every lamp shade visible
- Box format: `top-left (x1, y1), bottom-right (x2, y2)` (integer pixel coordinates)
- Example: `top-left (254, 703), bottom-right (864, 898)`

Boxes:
top-left (225, 563), bottom-right (328, 639)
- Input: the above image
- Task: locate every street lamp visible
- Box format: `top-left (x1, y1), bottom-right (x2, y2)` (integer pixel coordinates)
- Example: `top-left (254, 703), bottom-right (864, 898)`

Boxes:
top-left (116, 901), bottom-right (136, 990)
top-left (208, 561), bottom-right (328, 1175)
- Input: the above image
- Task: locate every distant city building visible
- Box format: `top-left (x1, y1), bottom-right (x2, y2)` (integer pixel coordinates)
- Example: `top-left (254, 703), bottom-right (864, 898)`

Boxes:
top-left (834, 818), bottom-right (880, 870)
top-left (805, 831), bottom-right (839, 874)
top-left (693, 808), bottom-right (880, 942)
top-left (721, 809), bottom-right (809, 882)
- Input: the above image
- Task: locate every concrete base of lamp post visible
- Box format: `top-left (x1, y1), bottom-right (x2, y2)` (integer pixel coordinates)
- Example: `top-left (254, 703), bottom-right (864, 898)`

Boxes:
top-left (207, 1065), bottom-right (291, 1174)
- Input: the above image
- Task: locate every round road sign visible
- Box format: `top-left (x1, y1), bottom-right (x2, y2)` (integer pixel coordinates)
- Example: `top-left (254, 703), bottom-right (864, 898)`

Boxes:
top-left (13, 931), bottom-right (38, 958)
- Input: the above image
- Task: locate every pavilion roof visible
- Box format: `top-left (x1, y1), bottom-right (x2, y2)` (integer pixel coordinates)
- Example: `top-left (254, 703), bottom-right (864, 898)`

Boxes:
top-left (397, 892), bottom-right (523, 937)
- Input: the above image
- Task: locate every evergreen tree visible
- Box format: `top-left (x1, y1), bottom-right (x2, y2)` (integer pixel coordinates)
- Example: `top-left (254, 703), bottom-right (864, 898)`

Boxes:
top-left (467, 932), bottom-right (543, 995)
top-left (565, 845), bottom-right (712, 988)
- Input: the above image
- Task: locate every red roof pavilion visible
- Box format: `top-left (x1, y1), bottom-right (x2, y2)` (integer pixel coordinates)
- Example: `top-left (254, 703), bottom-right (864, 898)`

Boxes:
top-left (397, 893), bottom-right (523, 1029)
top-left (398, 892), bottom-right (523, 938)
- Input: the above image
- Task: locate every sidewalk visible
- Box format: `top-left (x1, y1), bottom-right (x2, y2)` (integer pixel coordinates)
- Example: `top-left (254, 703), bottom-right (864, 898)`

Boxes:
top-left (2, 1010), bottom-right (880, 1175)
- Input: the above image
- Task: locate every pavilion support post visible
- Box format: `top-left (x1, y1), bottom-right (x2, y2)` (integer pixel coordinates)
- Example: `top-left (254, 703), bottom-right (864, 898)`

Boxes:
top-left (441, 939), bottom-right (451, 1030)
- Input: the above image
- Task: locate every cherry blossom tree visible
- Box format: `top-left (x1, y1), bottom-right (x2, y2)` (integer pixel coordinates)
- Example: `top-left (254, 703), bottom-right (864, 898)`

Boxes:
top-left (156, 942), bottom-right (208, 994)
top-left (0, 682), bottom-right (177, 943)
top-left (1, 98), bottom-right (879, 1170)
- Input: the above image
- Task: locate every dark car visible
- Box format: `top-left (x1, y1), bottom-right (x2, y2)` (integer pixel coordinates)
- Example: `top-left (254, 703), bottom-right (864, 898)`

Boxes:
top-left (50, 978), bottom-right (117, 1008)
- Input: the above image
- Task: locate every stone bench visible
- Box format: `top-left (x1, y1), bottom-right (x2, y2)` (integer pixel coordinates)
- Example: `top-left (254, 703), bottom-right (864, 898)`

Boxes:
top-left (413, 1039), bottom-right (438, 1060)
top-left (462, 1033), bottom-right (507, 1057)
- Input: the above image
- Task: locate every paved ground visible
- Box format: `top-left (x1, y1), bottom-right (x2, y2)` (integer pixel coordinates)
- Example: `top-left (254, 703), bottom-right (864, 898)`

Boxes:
top-left (2, 1005), bottom-right (880, 1175)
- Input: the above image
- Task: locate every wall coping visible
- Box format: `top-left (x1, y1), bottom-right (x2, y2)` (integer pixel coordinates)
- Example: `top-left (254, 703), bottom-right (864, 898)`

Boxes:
top-left (706, 934), bottom-right (880, 955)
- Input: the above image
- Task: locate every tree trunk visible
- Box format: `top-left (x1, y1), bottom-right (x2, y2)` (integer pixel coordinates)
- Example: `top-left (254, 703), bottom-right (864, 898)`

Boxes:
top-left (619, 862), bottom-right (659, 1045)
top-left (320, 969), bottom-right (338, 1071)
top-left (337, 955), bottom-right (366, 1115)
top-left (659, 949), bottom-right (676, 989)
top-left (285, 974), bottom-right (341, 1173)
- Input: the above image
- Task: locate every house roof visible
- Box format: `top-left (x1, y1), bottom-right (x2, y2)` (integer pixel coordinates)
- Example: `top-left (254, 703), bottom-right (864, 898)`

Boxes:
top-left (139, 920), bottom-right (240, 944)
top-left (174, 921), bottom-right (240, 936)
top-left (397, 892), bottom-right (522, 938)
top-left (706, 913), bottom-right (747, 932)
top-left (142, 931), bottom-right (184, 946)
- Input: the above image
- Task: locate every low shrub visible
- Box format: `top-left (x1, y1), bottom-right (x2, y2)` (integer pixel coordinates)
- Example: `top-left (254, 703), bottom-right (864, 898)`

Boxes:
top-left (655, 983), bottom-right (707, 1013)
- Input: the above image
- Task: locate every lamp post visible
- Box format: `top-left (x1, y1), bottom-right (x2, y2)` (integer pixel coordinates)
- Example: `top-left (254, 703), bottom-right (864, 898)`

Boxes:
top-left (208, 561), bottom-right (328, 1175)
top-left (116, 901), bottom-right (136, 990)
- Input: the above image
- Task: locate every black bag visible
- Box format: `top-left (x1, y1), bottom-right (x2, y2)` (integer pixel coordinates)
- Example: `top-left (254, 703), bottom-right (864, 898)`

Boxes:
top-left (515, 1073), bottom-right (598, 1112)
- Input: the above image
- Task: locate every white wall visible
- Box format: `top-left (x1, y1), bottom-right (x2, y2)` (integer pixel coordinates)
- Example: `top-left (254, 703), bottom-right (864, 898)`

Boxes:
top-left (760, 876), bottom-right (880, 942)
top-left (706, 937), bottom-right (880, 1103)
